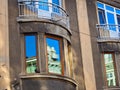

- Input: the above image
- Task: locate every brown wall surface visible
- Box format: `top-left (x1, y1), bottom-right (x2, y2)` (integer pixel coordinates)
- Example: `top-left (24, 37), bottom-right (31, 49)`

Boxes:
top-left (21, 77), bottom-right (76, 90)
top-left (8, 0), bottom-right (21, 82)
top-left (65, 0), bottom-right (86, 90)
top-left (86, 0), bottom-right (104, 90)
top-left (76, 0), bottom-right (98, 90)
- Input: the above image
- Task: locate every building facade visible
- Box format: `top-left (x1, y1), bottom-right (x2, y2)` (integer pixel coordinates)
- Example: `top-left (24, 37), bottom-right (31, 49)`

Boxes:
top-left (1, 0), bottom-right (120, 90)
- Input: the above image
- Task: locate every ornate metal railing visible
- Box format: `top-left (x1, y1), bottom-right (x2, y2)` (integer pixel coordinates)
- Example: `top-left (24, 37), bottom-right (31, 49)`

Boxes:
top-left (18, 1), bottom-right (69, 28)
top-left (96, 24), bottom-right (120, 40)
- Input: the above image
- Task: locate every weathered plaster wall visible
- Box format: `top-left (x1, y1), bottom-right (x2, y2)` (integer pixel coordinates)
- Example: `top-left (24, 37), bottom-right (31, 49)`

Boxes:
top-left (65, 0), bottom-right (86, 90)
top-left (76, 0), bottom-right (97, 90)
top-left (0, 0), bottom-right (10, 90)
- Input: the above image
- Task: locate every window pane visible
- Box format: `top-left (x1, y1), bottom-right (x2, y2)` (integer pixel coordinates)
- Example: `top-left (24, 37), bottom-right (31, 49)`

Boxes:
top-left (46, 38), bottom-right (62, 74)
top-left (117, 15), bottom-right (120, 31)
top-left (106, 5), bottom-right (114, 12)
top-left (97, 2), bottom-right (104, 9)
top-left (52, 0), bottom-right (59, 5)
top-left (107, 12), bottom-right (116, 31)
top-left (52, 0), bottom-right (60, 13)
top-left (116, 9), bottom-right (120, 15)
top-left (25, 35), bottom-right (37, 73)
top-left (104, 54), bottom-right (117, 86)
top-left (39, 0), bottom-right (49, 11)
top-left (98, 9), bottom-right (106, 24)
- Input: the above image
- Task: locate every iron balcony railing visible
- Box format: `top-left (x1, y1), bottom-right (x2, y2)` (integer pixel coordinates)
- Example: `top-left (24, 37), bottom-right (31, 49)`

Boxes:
top-left (96, 24), bottom-right (120, 40)
top-left (18, 1), bottom-right (69, 28)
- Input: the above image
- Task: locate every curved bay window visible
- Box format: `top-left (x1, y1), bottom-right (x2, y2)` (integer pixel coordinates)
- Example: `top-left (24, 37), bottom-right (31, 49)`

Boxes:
top-left (23, 33), bottom-right (73, 76)
top-left (46, 36), bottom-right (64, 75)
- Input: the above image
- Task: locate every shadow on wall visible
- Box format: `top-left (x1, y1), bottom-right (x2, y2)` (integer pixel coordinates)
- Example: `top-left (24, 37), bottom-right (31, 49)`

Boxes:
top-left (72, 49), bottom-right (85, 89)
top-left (72, 46), bottom-right (96, 90)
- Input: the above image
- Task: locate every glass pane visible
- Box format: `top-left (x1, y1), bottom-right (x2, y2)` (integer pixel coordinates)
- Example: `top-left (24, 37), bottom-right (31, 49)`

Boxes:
top-left (116, 9), bottom-right (120, 15)
top-left (39, 0), bottom-right (49, 11)
top-left (46, 38), bottom-right (62, 74)
top-left (52, 0), bottom-right (60, 13)
top-left (98, 9), bottom-right (106, 24)
top-left (106, 5), bottom-right (114, 12)
top-left (107, 12), bottom-right (116, 31)
top-left (97, 2), bottom-right (104, 9)
top-left (117, 15), bottom-right (120, 32)
top-left (25, 35), bottom-right (37, 73)
top-left (104, 54), bottom-right (116, 86)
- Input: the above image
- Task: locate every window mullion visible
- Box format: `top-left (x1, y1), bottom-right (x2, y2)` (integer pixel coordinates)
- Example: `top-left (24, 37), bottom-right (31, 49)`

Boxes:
top-left (39, 33), bottom-right (47, 73)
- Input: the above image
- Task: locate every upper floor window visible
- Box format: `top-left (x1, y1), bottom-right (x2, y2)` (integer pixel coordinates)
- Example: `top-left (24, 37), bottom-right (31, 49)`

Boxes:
top-left (103, 53), bottom-right (118, 87)
top-left (98, 9), bottom-right (106, 24)
top-left (97, 2), bottom-right (120, 38)
top-left (97, 2), bottom-right (120, 29)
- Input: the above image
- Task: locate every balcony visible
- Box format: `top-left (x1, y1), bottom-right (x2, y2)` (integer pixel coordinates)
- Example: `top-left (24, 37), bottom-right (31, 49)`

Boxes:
top-left (96, 24), bottom-right (120, 42)
top-left (17, 1), bottom-right (69, 29)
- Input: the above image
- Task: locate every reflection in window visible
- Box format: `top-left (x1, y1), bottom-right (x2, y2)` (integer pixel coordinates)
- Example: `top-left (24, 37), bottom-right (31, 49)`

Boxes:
top-left (46, 37), bottom-right (62, 74)
top-left (25, 35), bottom-right (37, 73)
top-left (104, 54), bottom-right (117, 86)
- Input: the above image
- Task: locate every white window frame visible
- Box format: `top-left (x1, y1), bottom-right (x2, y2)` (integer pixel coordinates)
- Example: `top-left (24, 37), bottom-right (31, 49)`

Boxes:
top-left (97, 1), bottom-right (120, 38)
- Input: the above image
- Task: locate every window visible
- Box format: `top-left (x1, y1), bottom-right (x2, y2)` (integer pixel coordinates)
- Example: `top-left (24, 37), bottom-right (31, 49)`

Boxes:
top-left (39, 0), bottom-right (49, 11)
top-left (38, 0), bottom-right (61, 12)
top-left (97, 2), bottom-right (120, 29)
top-left (23, 34), bottom-right (69, 76)
top-left (25, 35), bottom-right (38, 73)
top-left (103, 53), bottom-right (118, 87)
top-left (97, 2), bottom-right (120, 37)
top-left (46, 36), bottom-right (63, 75)
top-left (117, 15), bottom-right (120, 31)
top-left (98, 9), bottom-right (106, 24)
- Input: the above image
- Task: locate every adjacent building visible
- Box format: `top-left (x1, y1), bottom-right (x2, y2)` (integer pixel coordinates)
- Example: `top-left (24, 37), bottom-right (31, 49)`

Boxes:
top-left (1, 0), bottom-right (120, 90)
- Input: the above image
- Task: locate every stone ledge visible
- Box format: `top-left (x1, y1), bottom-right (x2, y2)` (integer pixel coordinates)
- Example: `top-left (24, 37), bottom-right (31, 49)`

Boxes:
top-left (19, 74), bottom-right (77, 86)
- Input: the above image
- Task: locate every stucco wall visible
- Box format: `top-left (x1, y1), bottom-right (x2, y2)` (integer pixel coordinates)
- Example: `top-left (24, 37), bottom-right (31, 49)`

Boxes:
top-left (76, 0), bottom-right (97, 90)
top-left (0, 0), bottom-right (10, 90)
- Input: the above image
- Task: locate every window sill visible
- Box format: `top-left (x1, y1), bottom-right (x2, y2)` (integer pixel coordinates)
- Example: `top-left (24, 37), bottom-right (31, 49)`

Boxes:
top-left (103, 86), bottom-right (120, 90)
